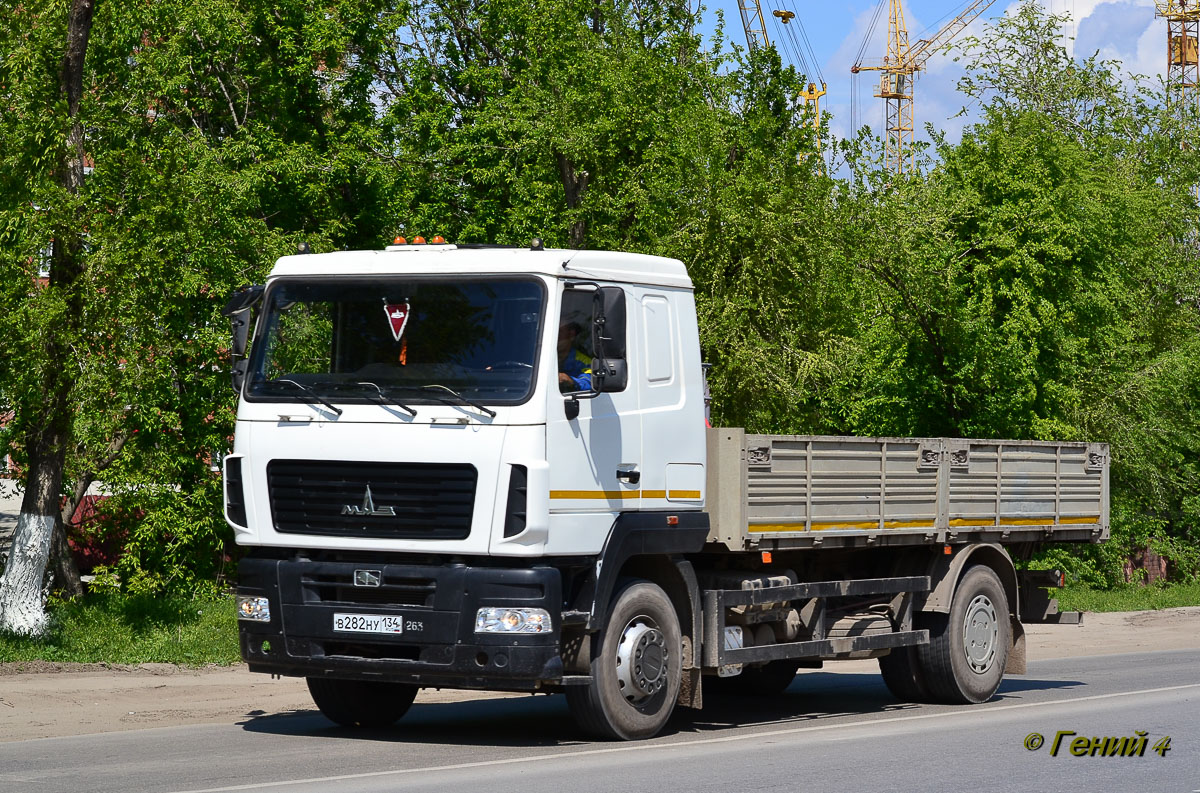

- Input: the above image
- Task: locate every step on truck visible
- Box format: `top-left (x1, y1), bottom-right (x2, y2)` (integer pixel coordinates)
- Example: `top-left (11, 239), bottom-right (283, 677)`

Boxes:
top-left (222, 240), bottom-right (1109, 740)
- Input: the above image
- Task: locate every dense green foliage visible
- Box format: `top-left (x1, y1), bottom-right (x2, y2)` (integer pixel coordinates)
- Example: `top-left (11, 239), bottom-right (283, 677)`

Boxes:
top-left (2, 0), bottom-right (1199, 596)
top-left (0, 0), bottom-right (403, 594)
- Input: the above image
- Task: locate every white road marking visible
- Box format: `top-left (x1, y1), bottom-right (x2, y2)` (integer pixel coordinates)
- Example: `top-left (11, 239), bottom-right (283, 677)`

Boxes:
top-left (169, 682), bottom-right (1200, 793)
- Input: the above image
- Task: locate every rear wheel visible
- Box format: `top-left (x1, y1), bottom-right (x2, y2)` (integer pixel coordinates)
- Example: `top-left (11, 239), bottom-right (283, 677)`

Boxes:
top-left (917, 565), bottom-right (1010, 704)
top-left (566, 580), bottom-right (682, 740)
top-left (306, 677), bottom-right (419, 728)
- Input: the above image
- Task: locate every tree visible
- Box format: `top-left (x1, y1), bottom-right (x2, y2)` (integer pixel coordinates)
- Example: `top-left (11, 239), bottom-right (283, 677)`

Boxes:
top-left (826, 4), bottom-right (1200, 582)
top-left (0, 0), bottom-right (97, 635)
top-left (377, 2), bottom-right (854, 433)
top-left (376, 0), bottom-right (734, 249)
top-left (0, 0), bottom-right (406, 630)
top-left (672, 46), bottom-right (856, 433)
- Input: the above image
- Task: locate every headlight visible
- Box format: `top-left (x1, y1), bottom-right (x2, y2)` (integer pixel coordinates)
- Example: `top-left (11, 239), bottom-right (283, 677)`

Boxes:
top-left (236, 595), bottom-right (271, 622)
top-left (475, 607), bottom-right (551, 634)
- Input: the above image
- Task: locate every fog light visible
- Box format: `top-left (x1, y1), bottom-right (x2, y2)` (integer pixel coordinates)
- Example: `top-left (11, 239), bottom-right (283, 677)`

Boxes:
top-left (236, 595), bottom-right (271, 622)
top-left (475, 607), bottom-right (551, 634)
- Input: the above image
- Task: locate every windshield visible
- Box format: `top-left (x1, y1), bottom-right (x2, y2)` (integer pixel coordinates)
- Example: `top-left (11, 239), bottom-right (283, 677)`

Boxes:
top-left (246, 277), bottom-right (545, 405)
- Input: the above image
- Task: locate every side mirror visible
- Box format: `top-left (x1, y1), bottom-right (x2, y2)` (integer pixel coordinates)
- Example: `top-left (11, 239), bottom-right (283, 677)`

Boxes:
top-left (591, 357), bottom-right (628, 392)
top-left (591, 286), bottom-right (627, 393)
top-left (221, 284), bottom-right (264, 393)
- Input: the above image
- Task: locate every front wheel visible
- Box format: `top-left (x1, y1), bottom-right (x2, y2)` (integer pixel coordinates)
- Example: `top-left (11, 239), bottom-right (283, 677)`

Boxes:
top-left (917, 565), bottom-right (1010, 704)
top-left (306, 677), bottom-right (419, 728)
top-left (566, 580), bottom-right (682, 740)
top-left (878, 644), bottom-right (930, 703)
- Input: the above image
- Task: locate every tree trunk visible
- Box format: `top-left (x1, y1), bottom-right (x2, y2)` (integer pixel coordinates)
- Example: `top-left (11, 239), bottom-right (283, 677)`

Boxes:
top-left (50, 518), bottom-right (84, 599)
top-left (556, 151), bottom-right (590, 248)
top-left (51, 436), bottom-right (129, 601)
top-left (0, 448), bottom-right (67, 634)
top-left (0, 0), bottom-right (95, 635)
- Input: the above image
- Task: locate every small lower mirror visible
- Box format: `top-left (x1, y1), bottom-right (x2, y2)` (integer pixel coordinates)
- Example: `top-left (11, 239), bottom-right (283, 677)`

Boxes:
top-left (564, 397), bottom-right (580, 421)
top-left (593, 358), bottom-right (628, 392)
top-left (231, 358), bottom-right (248, 393)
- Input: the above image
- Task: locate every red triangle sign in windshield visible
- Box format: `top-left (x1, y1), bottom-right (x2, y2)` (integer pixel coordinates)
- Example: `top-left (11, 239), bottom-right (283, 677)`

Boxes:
top-left (384, 302), bottom-right (410, 341)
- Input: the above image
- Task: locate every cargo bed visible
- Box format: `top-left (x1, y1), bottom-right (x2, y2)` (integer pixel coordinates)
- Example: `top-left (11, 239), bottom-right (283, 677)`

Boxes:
top-left (705, 429), bottom-right (1110, 551)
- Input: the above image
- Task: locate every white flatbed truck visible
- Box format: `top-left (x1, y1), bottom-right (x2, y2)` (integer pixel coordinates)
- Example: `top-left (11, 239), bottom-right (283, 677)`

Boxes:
top-left (223, 241), bottom-right (1108, 739)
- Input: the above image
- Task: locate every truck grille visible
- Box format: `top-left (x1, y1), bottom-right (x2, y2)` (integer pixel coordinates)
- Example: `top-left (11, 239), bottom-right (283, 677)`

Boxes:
top-left (301, 571), bottom-right (437, 608)
top-left (267, 460), bottom-right (476, 540)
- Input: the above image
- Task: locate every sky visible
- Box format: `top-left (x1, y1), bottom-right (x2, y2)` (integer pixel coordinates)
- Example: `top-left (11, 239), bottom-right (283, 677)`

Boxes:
top-left (695, 0), bottom-right (1165, 145)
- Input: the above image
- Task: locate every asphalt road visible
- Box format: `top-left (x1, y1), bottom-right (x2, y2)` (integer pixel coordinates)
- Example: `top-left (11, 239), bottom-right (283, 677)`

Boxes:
top-left (2, 650), bottom-right (1197, 793)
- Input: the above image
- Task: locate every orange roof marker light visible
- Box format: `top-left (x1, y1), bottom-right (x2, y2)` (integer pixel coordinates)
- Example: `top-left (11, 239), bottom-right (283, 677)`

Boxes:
top-left (431, 235), bottom-right (446, 244)
top-left (393, 236), bottom-right (407, 245)
top-left (413, 235), bottom-right (426, 244)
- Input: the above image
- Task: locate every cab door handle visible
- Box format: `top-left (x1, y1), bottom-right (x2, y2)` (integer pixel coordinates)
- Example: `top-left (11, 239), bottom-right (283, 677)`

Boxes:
top-left (616, 468), bottom-right (641, 485)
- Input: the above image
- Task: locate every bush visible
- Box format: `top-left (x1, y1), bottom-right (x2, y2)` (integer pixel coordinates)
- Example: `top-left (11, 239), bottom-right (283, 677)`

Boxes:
top-left (87, 476), bottom-right (236, 598)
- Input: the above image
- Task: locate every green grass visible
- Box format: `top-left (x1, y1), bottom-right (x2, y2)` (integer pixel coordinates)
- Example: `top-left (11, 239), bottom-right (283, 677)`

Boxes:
top-left (0, 592), bottom-right (240, 665)
top-left (1057, 581), bottom-right (1200, 613)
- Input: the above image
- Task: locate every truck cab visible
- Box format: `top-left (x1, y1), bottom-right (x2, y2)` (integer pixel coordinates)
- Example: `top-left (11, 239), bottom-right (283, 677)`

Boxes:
top-left (226, 242), bottom-right (711, 735)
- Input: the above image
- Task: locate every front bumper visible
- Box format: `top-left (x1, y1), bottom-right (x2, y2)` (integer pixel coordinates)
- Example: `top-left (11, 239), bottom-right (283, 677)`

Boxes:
top-left (237, 555), bottom-right (564, 690)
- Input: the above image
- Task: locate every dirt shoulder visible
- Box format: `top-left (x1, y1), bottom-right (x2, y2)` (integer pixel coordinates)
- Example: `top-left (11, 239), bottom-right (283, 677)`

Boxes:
top-left (3, 607), bottom-right (1198, 742)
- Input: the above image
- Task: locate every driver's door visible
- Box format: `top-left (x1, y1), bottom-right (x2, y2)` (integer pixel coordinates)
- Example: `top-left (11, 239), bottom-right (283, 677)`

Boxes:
top-left (545, 284), bottom-right (642, 554)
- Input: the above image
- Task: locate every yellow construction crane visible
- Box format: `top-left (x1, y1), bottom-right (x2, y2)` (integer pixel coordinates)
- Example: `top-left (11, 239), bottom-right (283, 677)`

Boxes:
top-left (1157, 0), bottom-right (1200, 118)
top-left (852, 0), bottom-right (998, 173)
top-left (738, 0), bottom-right (770, 51)
top-left (737, 0), bottom-right (827, 146)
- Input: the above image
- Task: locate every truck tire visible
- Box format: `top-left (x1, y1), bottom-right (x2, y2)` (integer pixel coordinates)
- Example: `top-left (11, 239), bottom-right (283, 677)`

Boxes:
top-left (917, 565), bottom-right (1010, 704)
top-left (566, 579), bottom-right (682, 740)
top-left (306, 677), bottom-right (419, 728)
top-left (878, 645), bottom-right (930, 703)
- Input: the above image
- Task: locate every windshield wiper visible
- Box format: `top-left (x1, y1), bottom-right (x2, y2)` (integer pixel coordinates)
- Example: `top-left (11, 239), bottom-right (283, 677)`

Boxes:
top-left (421, 384), bottom-right (498, 418)
top-left (271, 379), bottom-right (343, 416)
top-left (344, 381), bottom-right (418, 417)
top-left (305, 380), bottom-right (419, 417)
top-left (389, 384), bottom-right (498, 418)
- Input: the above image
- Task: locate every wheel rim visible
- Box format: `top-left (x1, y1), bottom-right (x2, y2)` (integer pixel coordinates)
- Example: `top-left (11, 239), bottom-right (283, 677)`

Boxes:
top-left (962, 593), bottom-right (999, 674)
top-left (615, 616), bottom-right (668, 705)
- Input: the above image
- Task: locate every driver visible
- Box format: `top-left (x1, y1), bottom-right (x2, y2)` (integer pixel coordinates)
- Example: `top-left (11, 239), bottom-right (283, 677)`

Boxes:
top-left (557, 321), bottom-right (592, 392)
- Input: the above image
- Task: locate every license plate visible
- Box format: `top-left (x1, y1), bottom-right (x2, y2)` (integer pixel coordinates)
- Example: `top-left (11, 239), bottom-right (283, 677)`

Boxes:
top-left (332, 613), bottom-right (404, 634)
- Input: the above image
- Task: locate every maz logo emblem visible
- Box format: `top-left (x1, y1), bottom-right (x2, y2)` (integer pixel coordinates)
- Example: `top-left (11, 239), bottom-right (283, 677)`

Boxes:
top-left (354, 569), bottom-right (382, 587)
top-left (341, 484), bottom-right (396, 517)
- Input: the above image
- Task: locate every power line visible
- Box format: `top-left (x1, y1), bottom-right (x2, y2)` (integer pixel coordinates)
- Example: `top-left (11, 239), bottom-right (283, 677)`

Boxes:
top-left (855, 0), bottom-right (890, 67)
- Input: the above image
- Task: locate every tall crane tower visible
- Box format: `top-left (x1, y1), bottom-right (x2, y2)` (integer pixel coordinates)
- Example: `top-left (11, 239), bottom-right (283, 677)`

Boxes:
top-left (1156, 1), bottom-right (1200, 118)
top-left (852, 0), bottom-right (998, 173)
top-left (738, 0), bottom-right (827, 145)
